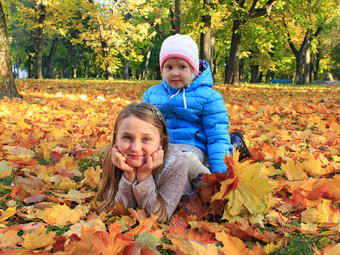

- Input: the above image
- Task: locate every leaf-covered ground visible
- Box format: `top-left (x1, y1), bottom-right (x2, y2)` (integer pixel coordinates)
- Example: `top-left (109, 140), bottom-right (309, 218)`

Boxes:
top-left (0, 80), bottom-right (339, 254)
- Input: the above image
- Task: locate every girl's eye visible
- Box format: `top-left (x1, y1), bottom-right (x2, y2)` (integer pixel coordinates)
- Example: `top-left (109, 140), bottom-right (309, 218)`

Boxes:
top-left (123, 136), bottom-right (131, 141)
top-left (165, 66), bottom-right (172, 70)
top-left (180, 65), bottom-right (187, 69)
top-left (143, 137), bottom-right (150, 142)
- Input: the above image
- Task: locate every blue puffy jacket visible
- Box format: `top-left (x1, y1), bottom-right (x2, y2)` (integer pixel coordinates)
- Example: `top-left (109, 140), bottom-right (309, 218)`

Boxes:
top-left (142, 60), bottom-right (232, 173)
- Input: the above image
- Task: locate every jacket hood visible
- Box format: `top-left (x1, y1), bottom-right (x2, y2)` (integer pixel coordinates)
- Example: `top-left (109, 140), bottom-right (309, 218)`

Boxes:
top-left (162, 60), bottom-right (213, 94)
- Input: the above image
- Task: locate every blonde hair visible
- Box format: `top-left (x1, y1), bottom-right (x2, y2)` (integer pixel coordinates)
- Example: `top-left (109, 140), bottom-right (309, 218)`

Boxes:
top-left (95, 103), bottom-right (169, 222)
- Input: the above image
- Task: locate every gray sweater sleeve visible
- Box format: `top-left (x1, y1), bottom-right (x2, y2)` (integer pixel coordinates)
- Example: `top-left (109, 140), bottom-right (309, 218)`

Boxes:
top-left (115, 175), bottom-right (137, 209)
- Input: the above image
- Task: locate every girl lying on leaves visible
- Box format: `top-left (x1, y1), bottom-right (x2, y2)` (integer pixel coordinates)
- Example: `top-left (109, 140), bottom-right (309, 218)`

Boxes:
top-left (95, 103), bottom-right (194, 223)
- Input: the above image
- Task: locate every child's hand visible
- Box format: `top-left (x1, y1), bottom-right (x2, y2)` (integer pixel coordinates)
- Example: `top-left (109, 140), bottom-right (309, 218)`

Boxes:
top-left (111, 145), bottom-right (136, 182)
top-left (137, 146), bottom-right (164, 182)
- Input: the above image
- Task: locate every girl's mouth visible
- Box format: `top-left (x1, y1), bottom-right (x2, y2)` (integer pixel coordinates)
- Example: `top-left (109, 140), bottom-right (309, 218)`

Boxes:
top-left (128, 155), bottom-right (143, 160)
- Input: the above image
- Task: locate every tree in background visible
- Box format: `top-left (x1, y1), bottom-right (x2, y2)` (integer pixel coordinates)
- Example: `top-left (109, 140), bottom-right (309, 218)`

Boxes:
top-left (0, 0), bottom-right (21, 99)
top-left (74, 0), bottom-right (150, 80)
top-left (3, 0), bottom-right (339, 83)
top-left (280, 0), bottom-right (339, 84)
top-left (223, 0), bottom-right (277, 85)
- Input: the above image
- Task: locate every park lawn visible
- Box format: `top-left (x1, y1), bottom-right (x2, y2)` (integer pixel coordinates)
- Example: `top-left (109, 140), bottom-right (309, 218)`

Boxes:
top-left (0, 79), bottom-right (339, 254)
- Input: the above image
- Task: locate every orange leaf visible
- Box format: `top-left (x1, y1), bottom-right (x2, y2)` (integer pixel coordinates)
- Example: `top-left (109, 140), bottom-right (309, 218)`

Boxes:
top-left (92, 221), bottom-right (133, 255)
top-left (215, 231), bottom-right (254, 255)
top-left (0, 227), bottom-right (23, 248)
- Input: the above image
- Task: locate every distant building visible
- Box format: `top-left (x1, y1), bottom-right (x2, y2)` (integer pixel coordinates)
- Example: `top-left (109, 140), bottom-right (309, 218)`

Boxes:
top-left (12, 65), bottom-right (28, 79)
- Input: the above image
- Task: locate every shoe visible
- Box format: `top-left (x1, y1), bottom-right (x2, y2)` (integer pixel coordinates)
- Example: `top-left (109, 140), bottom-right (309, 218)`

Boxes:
top-left (230, 131), bottom-right (251, 161)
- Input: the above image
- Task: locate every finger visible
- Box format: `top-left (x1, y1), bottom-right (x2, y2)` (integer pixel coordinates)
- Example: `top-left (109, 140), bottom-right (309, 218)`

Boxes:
top-left (152, 150), bottom-right (164, 165)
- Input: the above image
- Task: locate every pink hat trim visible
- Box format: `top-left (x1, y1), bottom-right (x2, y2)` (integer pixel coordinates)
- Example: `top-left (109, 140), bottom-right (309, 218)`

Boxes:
top-left (160, 54), bottom-right (199, 75)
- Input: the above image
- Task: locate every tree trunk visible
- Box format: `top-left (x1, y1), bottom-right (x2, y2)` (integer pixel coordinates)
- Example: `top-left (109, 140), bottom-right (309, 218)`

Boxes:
top-left (34, 0), bottom-right (47, 79)
top-left (0, 2), bottom-right (21, 99)
top-left (239, 58), bottom-right (245, 82)
top-left (200, 0), bottom-right (213, 69)
top-left (46, 36), bottom-right (58, 78)
top-left (304, 31), bottom-right (311, 84)
top-left (123, 48), bottom-right (130, 80)
top-left (143, 35), bottom-right (155, 80)
top-left (225, 19), bottom-right (242, 85)
top-left (225, 0), bottom-right (276, 85)
top-left (211, 37), bottom-right (216, 78)
top-left (28, 55), bottom-right (33, 78)
top-left (170, 0), bottom-right (181, 34)
top-left (100, 40), bottom-right (113, 80)
top-left (174, 0), bottom-right (180, 34)
top-left (266, 71), bottom-right (272, 83)
top-left (313, 51), bottom-right (321, 81)
top-left (295, 50), bottom-right (304, 84)
top-left (250, 64), bottom-right (259, 83)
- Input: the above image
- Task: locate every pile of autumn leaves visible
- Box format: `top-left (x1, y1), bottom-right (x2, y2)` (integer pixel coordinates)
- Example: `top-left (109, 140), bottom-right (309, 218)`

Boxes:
top-left (0, 80), bottom-right (339, 254)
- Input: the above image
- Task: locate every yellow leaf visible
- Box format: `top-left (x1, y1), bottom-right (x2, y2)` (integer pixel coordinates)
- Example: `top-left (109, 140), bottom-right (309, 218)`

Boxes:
top-left (227, 189), bottom-right (244, 217)
top-left (47, 127), bottom-right (68, 139)
top-left (167, 238), bottom-right (222, 255)
top-left (237, 186), bottom-right (265, 215)
top-left (300, 223), bottom-right (319, 234)
top-left (210, 178), bottom-right (235, 201)
top-left (241, 163), bottom-right (271, 196)
top-left (0, 207), bottom-right (16, 223)
top-left (264, 238), bottom-right (284, 254)
top-left (16, 119), bottom-right (31, 130)
top-left (281, 159), bottom-right (307, 181)
top-left (317, 200), bottom-right (340, 223)
top-left (303, 154), bottom-right (329, 177)
top-left (58, 176), bottom-right (77, 191)
top-left (35, 204), bottom-right (85, 226)
top-left (82, 166), bottom-right (101, 189)
top-left (22, 225), bottom-right (56, 249)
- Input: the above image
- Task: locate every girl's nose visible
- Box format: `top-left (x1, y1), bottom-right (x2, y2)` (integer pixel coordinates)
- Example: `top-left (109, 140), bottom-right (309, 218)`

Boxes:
top-left (172, 68), bottom-right (179, 76)
top-left (131, 140), bottom-right (141, 151)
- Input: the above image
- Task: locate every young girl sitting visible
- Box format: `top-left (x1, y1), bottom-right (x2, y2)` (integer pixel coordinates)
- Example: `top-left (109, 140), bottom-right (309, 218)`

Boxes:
top-left (95, 103), bottom-right (194, 223)
top-left (142, 34), bottom-right (251, 188)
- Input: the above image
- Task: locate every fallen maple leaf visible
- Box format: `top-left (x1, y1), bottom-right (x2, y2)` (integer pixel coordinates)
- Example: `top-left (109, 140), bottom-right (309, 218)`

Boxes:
top-left (92, 221), bottom-right (134, 255)
top-left (0, 226), bottom-right (23, 248)
top-left (0, 207), bottom-right (16, 223)
top-left (82, 165), bottom-right (101, 189)
top-left (215, 230), bottom-right (259, 255)
top-left (281, 159), bottom-right (308, 181)
top-left (22, 224), bottom-right (56, 249)
top-left (34, 203), bottom-right (85, 226)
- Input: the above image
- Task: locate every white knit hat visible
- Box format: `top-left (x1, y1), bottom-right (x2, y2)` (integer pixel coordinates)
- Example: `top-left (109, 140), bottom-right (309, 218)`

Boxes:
top-left (159, 34), bottom-right (199, 75)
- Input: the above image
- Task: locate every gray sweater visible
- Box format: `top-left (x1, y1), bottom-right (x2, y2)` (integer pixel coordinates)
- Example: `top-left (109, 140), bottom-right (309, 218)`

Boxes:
top-left (114, 145), bottom-right (194, 221)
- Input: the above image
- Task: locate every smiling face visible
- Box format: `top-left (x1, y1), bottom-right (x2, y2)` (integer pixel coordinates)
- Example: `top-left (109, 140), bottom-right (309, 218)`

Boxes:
top-left (115, 116), bottom-right (163, 168)
top-left (162, 58), bottom-right (194, 89)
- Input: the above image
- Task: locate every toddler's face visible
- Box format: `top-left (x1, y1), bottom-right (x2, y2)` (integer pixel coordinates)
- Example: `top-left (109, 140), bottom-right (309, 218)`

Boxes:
top-left (162, 58), bottom-right (194, 89)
